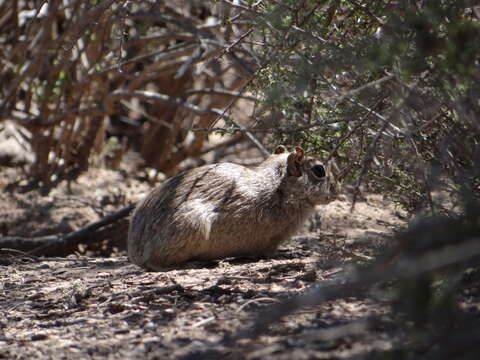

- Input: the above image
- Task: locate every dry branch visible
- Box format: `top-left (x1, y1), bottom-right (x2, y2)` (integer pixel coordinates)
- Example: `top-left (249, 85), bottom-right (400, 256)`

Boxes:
top-left (105, 89), bottom-right (269, 157)
top-left (1, 0), bottom-right (260, 191)
top-left (0, 204), bottom-right (135, 257)
top-left (186, 88), bottom-right (258, 102)
top-left (105, 90), bottom-right (230, 119)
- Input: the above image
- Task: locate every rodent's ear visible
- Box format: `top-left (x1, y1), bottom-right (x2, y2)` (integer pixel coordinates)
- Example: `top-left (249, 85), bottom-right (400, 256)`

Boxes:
top-left (287, 153), bottom-right (302, 177)
top-left (294, 146), bottom-right (305, 161)
top-left (274, 145), bottom-right (287, 155)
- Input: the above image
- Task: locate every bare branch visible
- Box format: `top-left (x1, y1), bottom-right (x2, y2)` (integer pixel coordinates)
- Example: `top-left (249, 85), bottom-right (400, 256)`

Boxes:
top-left (218, 0), bottom-right (264, 16)
top-left (104, 89), bottom-right (269, 157)
top-left (28, 205), bottom-right (135, 256)
top-left (186, 88), bottom-right (258, 102)
top-left (104, 90), bottom-right (230, 119)
top-left (1, 107), bottom-right (105, 128)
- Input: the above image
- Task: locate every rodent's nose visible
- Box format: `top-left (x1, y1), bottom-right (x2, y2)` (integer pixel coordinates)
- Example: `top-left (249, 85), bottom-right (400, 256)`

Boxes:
top-left (311, 164), bottom-right (326, 178)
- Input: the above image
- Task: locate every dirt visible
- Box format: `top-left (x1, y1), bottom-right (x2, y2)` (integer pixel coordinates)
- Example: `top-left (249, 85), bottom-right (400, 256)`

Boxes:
top-left (0, 167), bottom-right (409, 359)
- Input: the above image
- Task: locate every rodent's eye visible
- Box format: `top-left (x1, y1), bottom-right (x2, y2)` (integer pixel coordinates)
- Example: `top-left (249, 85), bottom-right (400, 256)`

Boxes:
top-left (311, 164), bottom-right (326, 178)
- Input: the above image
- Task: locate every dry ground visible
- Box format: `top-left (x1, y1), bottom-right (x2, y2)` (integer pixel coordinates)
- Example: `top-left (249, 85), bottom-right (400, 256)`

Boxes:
top-left (0, 168), bottom-right (409, 359)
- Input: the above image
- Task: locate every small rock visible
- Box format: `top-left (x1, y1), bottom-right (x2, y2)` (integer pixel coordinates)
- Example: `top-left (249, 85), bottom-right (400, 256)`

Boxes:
top-left (31, 334), bottom-right (48, 341)
top-left (297, 270), bottom-right (317, 282)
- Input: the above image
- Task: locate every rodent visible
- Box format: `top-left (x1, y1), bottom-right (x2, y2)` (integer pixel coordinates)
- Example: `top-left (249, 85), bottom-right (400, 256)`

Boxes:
top-left (127, 146), bottom-right (337, 270)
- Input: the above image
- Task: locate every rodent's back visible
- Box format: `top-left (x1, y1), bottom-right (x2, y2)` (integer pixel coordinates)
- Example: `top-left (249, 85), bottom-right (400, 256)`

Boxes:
top-left (127, 162), bottom-right (285, 267)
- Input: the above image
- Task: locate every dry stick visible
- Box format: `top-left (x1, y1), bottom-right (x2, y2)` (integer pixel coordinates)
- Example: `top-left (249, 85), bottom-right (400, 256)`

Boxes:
top-left (344, 0), bottom-right (385, 25)
top-left (175, 43), bottom-right (206, 79)
top-left (130, 10), bottom-right (257, 77)
top-left (219, 0), bottom-right (264, 16)
top-left (202, 70), bottom-right (268, 156)
top-left (205, 77), bottom-right (270, 157)
top-left (240, 124), bottom-right (270, 158)
top-left (0, 248), bottom-right (38, 259)
top-left (151, 5), bottom-right (266, 158)
top-left (335, 75), bottom-right (394, 104)
top-left (316, 74), bottom-right (403, 207)
top-left (191, 15), bottom-right (268, 157)
top-left (126, 47), bottom-right (224, 86)
top-left (236, 238), bottom-right (480, 340)
top-left (104, 90), bottom-right (231, 119)
top-left (134, 9), bottom-right (257, 80)
top-left (351, 118), bottom-right (390, 211)
top-left (112, 4), bottom-right (265, 156)
top-left (185, 88), bottom-right (258, 102)
top-left (204, 85), bottom-right (268, 159)
top-left (59, 0), bottom-right (118, 51)
top-left (1, 107), bottom-right (105, 128)
top-left (200, 134), bottom-right (244, 155)
top-left (193, 117), bottom-right (351, 134)
top-left (117, 0), bottom-right (132, 70)
top-left (325, 97), bottom-right (385, 162)
top-left (409, 136), bottom-right (437, 215)
top-left (100, 42), bottom-right (198, 76)
top-left (192, 127), bottom-right (270, 133)
top-left (126, 33), bottom-right (195, 47)
top-left (104, 89), bottom-right (270, 157)
top-left (298, 1), bottom-right (324, 27)
top-left (317, 72), bottom-right (401, 136)
top-left (132, 12), bottom-right (211, 39)
top-left (2, 0), bottom-right (54, 108)
top-left (226, 0), bottom-right (265, 27)
top-left (326, 95), bottom-right (388, 186)
top-left (28, 204), bottom-right (135, 256)
top-left (236, 297), bottom-right (281, 313)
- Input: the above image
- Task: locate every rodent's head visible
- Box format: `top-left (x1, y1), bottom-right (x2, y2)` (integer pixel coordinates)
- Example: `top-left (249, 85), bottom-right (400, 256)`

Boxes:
top-left (272, 145), bottom-right (338, 205)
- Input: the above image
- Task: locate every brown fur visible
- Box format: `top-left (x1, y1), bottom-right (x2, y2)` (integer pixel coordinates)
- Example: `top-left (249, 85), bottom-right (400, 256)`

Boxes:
top-left (127, 146), bottom-right (337, 270)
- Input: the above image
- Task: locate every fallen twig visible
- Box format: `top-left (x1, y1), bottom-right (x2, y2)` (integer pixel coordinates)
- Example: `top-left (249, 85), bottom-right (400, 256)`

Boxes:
top-left (5, 204), bottom-right (137, 256)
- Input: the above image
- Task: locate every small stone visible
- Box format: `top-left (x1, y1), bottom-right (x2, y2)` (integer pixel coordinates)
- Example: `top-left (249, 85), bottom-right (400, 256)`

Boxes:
top-left (297, 270), bottom-right (317, 282)
top-left (31, 334), bottom-right (48, 341)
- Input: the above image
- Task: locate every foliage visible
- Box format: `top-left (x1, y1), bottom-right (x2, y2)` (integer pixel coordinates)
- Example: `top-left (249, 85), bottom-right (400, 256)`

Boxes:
top-left (244, 0), bottom-right (480, 214)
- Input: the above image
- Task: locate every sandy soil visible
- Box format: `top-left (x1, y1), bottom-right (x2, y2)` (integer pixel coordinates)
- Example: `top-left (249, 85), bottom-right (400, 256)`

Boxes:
top-left (0, 168), bottom-right (409, 359)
